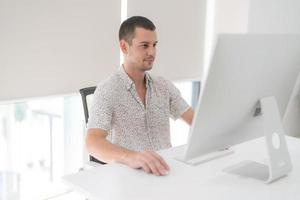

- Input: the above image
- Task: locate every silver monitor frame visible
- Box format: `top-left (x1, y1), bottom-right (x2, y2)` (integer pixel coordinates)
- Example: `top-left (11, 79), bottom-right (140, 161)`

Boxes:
top-left (181, 34), bottom-right (300, 183)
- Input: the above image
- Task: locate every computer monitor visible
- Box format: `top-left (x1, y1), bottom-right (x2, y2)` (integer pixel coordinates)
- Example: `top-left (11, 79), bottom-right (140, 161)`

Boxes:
top-left (283, 75), bottom-right (300, 137)
top-left (181, 34), bottom-right (300, 183)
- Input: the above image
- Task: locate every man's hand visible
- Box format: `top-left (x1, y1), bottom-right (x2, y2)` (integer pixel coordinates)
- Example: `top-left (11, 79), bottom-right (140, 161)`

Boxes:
top-left (126, 151), bottom-right (170, 176)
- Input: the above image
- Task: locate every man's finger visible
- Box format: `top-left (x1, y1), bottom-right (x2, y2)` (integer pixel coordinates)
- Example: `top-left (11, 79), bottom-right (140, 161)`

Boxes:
top-left (146, 151), bottom-right (170, 172)
top-left (145, 159), bottom-right (161, 176)
top-left (141, 163), bottom-right (151, 174)
top-left (144, 152), bottom-right (168, 176)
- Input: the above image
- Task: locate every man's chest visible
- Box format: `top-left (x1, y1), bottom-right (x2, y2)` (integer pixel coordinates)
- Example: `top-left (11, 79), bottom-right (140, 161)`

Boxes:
top-left (112, 89), bottom-right (170, 125)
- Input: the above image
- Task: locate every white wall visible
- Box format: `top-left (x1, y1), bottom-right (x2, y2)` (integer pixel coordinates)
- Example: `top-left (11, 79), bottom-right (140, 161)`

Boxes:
top-left (214, 0), bottom-right (250, 34)
top-left (0, 0), bottom-right (120, 101)
top-left (212, 0), bottom-right (300, 35)
top-left (0, 0), bottom-right (210, 101)
top-left (248, 0), bottom-right (300, 33)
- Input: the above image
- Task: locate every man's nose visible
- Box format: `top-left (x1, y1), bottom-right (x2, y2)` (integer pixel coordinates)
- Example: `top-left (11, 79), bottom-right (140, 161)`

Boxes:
top-left (147, 46), bottom-right (156, 56)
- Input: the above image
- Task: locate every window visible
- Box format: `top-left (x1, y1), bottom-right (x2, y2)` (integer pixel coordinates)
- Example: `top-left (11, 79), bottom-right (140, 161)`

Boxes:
top-left (171, 81), bottom-right (200, 147)
top-left (0, 95), bottom-right (85, 200)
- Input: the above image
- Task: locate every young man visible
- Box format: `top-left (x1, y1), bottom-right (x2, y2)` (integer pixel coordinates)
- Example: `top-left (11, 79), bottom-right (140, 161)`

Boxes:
top-left (86, 16), bottom-right (194, 176)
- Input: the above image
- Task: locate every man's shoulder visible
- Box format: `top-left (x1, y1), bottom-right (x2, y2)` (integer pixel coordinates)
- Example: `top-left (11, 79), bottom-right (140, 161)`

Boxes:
top-left (96, 72), bottom-right (121, 90)
top-left (93, 72), bottom-right (124, 99)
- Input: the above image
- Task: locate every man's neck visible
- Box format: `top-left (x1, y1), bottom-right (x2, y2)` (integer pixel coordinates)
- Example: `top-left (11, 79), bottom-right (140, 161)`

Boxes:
top-left (123, 63), bottom-right (147, 106)
top-left (122, 63), bottom-right (146, 87)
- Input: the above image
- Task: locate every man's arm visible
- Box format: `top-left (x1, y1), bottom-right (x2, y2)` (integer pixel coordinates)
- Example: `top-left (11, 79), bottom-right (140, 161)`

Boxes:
top-left (85, 128), bottom-right (170, 176)
top-left (181, 107), bottom-right (194, 126)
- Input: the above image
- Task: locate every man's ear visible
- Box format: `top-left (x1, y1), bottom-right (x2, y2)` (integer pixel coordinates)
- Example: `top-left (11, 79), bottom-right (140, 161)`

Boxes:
top-left (120, 40), bottom-right (129, 54)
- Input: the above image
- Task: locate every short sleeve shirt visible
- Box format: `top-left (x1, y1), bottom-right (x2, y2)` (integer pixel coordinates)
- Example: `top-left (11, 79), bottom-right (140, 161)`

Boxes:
top-left (87, 67), bottom-right (190, 152)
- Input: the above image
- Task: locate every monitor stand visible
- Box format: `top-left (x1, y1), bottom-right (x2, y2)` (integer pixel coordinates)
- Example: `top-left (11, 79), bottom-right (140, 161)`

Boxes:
top-left (224, 96), bottom-right (293, 183)
top-left (177, 148), bottom-right (234, 166)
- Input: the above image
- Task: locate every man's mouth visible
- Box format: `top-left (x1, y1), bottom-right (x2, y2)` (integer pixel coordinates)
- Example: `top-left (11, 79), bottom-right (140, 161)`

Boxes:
top-left (144, 58), bottom-right (154, 62)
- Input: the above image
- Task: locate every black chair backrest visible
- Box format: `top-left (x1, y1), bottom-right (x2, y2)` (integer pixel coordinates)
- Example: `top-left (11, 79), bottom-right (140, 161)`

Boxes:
top-left (79, 87), bottom-right (96, 124)
top-left (79, 86), bottom-right (106, 165)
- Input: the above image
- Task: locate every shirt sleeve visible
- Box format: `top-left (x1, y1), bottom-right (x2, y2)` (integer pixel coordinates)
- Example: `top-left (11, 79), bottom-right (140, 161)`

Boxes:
top-left (165, 79), bottom-right (190, 120)
top-left (87, 83), bottom-right (113, 132)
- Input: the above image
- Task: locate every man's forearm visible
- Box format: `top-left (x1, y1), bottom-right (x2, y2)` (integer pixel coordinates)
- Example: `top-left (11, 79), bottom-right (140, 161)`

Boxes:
top-left (86, 130), bottom-right (134, 165)
top-left (85, 129), bottom-right (170, 176)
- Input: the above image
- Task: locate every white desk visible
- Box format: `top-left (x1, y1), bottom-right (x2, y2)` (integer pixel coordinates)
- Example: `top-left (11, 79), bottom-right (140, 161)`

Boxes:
top-left (62, 136), bottom-right (300, 200)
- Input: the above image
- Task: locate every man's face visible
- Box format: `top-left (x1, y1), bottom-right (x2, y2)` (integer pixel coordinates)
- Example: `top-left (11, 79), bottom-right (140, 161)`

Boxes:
top-left (121, 27), bottom-right (157, 72)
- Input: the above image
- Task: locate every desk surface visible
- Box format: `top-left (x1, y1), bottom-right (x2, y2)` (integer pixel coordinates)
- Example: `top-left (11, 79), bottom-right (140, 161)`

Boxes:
top-left (62, 136), bottom-right (300, 200)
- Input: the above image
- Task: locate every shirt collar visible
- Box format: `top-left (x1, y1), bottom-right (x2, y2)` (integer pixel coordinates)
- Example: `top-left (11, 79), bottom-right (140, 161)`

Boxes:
top-left (118, 66), bottom-right (152, 90)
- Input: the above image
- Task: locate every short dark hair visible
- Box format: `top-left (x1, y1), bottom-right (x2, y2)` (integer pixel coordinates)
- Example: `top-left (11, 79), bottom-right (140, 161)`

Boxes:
top-left (119, 16), bottom-right (156, 44)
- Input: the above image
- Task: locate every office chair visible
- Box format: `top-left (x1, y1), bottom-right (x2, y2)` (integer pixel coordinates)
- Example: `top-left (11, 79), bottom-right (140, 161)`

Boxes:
top-left (79, 86), bottom-right (106, 165)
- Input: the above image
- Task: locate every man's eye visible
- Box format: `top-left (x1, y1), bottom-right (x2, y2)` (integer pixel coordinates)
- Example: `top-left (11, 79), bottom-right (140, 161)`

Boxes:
top-left (143, 44), bottom-right (149, 48)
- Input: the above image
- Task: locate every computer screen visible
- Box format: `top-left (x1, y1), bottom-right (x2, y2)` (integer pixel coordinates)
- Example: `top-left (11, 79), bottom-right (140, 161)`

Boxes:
top-left (183, 34), bottom-right (300, 163)
top-left (283, 74), bottom-right (300, 137)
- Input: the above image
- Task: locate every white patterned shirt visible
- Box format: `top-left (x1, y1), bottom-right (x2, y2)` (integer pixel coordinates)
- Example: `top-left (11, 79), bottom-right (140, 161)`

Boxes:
top-left (87, 67), bottom-right (190, 152)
